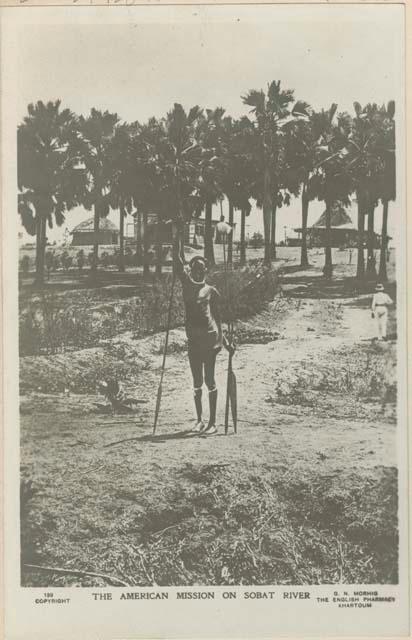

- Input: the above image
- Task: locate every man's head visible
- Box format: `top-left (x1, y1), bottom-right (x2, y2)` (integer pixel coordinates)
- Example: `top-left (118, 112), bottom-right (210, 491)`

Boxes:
top-left (189, 256), bottom-right (208, 283)
top-left (375, 283), bottom-right (385, 292)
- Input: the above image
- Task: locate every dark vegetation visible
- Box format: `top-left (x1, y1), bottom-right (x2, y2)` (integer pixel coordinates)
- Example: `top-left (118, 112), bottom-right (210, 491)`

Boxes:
top-left (18, 256), bottom-right (398, 588)
top-left (19, 265), bottom-right (278, 356)
top-left (19, 93), bottom-right (395, 289)
top-left (19, 293), bottom-right (399, 587)
top-left (271, 344), bottom-right (396, 414)
top-left (21, 463), bottom-right (397, 586)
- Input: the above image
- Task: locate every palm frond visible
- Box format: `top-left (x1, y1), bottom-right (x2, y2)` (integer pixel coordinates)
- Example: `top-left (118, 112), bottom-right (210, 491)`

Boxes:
top-left (242, 90), bottom-right (265, 114)
top-left (18, 196), bottom-right (36, 235)
top-left (387, 100), bottom-right (395, 119)
top-left (188, 105), bottom-right (203, 125)
top-left (328, 103), bottom-right (338, 123)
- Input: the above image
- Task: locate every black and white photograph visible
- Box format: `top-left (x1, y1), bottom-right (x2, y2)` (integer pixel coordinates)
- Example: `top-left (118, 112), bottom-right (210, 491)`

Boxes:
top-left (2, 2), bottom-right (409, 637)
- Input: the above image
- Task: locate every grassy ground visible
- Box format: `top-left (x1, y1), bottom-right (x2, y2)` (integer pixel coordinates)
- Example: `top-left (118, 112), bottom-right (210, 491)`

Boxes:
top-left (20, 249), bottom-right (398, 586)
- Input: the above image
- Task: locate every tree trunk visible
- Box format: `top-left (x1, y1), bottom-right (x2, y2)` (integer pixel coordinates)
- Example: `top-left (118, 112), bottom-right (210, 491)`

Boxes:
top-left (366, 205), bottom-right (376, 279)
top-left (155, 222), bottom-right (162, 279)
top-left (323, 200), bottom-right (333, 279)
top-left (227, 199), bottom-right (234, 266)
top-left (270, 203), bottom-right (277, 260)
top-left (135, 211), bottom-right (142, 265)
top-left (172, 221), bottom-right (179, 275)
top-left (118, 205), bottom-right (125, 273)
top-left (300, 184), bottom-right (310, 268)
top-left (179, 228), bottom-right (185, 263)
top-left (34, 213), bottom-right (46, 287)
top-left (262, 166), bottom-right (272, 267)
top-left (142, 211), bottom-right (150, 281)
top-left (92, 202), bottom-right (100, 274)
top-left (240, 208), bottom-right (246, 266)
top-left (204, 201), bottom-right (215, 265)
top-left (356, 192), bottom-right (365, 280)
top-left (379, 200), bottom-right (389, 282)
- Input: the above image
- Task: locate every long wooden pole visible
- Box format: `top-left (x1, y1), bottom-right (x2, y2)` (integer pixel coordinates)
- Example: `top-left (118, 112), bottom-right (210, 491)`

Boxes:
top-left (152, 272), bottom-right (176, 435)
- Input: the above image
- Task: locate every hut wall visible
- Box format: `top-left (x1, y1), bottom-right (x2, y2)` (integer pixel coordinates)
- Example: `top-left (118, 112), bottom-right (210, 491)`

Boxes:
top-left (132, 216), bottom-right (211, 247)
top-left (308, 229), bottom-right (359, 248)
top-left (72, 231), bottom-right (118, 246)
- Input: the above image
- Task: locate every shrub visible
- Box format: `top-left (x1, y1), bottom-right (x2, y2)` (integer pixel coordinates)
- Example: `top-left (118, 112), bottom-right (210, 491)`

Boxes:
top-left (270, 344), bottom-right (396, 409)
top-left (59, 251), bottom-right (73, 271)
top-left (45, 251), bottom-right (54, 279)
top-left (19, 265), bottom-right (279, 356)
top-left (249, 232), bottom-right (264, 249)
top-left (19, 255), bottom-right (31, 275)
top-left (209, 264), bottom-right (278, 322)
top-left (77, 250), bottom-right (85, 272)
top-left (101, 252), bottom-right (111, 268)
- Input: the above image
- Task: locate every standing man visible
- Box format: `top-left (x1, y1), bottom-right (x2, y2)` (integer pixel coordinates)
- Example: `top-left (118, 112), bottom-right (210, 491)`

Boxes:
top-left (371, 283), bottom-right (394, 341)
top-left (174, 248), bottom-right (223, 435)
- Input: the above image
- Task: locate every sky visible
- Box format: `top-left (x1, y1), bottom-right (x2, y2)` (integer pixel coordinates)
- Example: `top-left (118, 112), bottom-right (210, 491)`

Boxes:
top-left (10, 3), bottom-right (403, 244)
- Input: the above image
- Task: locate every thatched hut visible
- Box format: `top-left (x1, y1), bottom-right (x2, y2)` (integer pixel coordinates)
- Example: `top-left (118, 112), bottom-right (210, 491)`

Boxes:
top-left (71, 218), bottom-right (119, 246)
top-left (132, 211), bottom-right (223, 248)
top-left (293, 202), bottom-right (379, 248)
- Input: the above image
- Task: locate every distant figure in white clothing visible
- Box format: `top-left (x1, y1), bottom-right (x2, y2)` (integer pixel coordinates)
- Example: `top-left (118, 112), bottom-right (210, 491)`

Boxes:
top-left (371, 283), bottom-right (393, 341)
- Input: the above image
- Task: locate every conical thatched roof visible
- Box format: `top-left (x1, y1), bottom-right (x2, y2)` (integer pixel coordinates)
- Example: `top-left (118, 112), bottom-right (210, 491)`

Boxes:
top-left (71, 217), bottom-right (119, 233)
top-left (312, 202), bottom-right (354, 229)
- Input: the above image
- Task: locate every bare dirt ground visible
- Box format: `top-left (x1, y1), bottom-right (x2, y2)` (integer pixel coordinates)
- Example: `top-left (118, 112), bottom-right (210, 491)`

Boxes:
top-left (20, 258), bottom-right (398, 586)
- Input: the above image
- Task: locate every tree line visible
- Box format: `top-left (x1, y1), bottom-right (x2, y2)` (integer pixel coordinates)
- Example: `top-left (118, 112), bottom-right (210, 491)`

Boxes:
top-left (17, 81), bottom-right (395, 286)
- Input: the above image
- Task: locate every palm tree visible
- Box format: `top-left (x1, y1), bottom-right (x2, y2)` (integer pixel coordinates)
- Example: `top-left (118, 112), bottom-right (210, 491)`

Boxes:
top-left (18, 100), bottom-right (84, 286)
top-left (271, 186), bottom-right (299, 260)
top-left (285, 104), bottom-right (321, 268)
top-left (197, 108), bottom-right (228, 266)
top-left (216, 114), bottom-right (258, 267)
top-left (270, 123), bottom-right (305, 261)
top-left (77, 109), bottom-right (120, 276)
top-left (217, 115), bottom-right (252, 266)
top-left (377, 102), bottom-right (396, 281)
top-left (239, 205), bottom-right (252, 265)
top-left (242, 81), bottom-right (309, 266)
top-left (107, 123), bottom-right (136, 273)
top-left (343, 103), bottom-right (389, 280)
top-left (307, 106), bottom-right (352, 279)
top-left (130, 117), bottom-right (164, 280)
top-left (366, 203), bottom-right (377, 278)
top-left (137, 104), bottom-right (206, 272)
top-left (356, 104), bottom-right (384, 279)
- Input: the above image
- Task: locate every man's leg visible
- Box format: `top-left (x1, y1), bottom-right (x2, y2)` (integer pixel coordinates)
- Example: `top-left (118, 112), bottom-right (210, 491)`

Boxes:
top-left (376, 315), bottom-right (381, 340)
top-left (377, 312), bottom-right (384, 340)
top-left (203, 350), bottom-right (218, 434)
top-left (188, 347), bottom-right (204, 428)
top-left (381, 310), bottom-right (388, 339)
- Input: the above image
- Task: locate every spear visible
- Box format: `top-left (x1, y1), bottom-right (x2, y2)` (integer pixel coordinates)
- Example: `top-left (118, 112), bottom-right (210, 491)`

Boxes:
top-left (152, 271), bottom-right (176, 435)
top-left (217, 215), bottom-right (237, 434)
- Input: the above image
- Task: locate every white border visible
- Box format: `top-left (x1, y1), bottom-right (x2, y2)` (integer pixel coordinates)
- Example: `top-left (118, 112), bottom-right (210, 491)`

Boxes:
top-left (1, 4), bottom-right (409, 639)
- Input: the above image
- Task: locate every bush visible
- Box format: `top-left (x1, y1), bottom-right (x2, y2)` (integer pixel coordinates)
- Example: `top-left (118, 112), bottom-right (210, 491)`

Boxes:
top-left (100, 252), bottom-right (111, 268)
top-left (60, 251), bottom-right (73, 271)
top-left (19, 265), bottom-right (278, 356)
top-left (209, 264), bottom-right (277, 322)
top-left (77, 250), bottom-right (85, 272)
top-left (270, 344), bottom-right (396, 410)
top-left (45, 251), bottom-right (55, 280)
top-left (249, 232), bottom-right (264, 249)
top-left (20, 255), bottom-right (31, 275)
